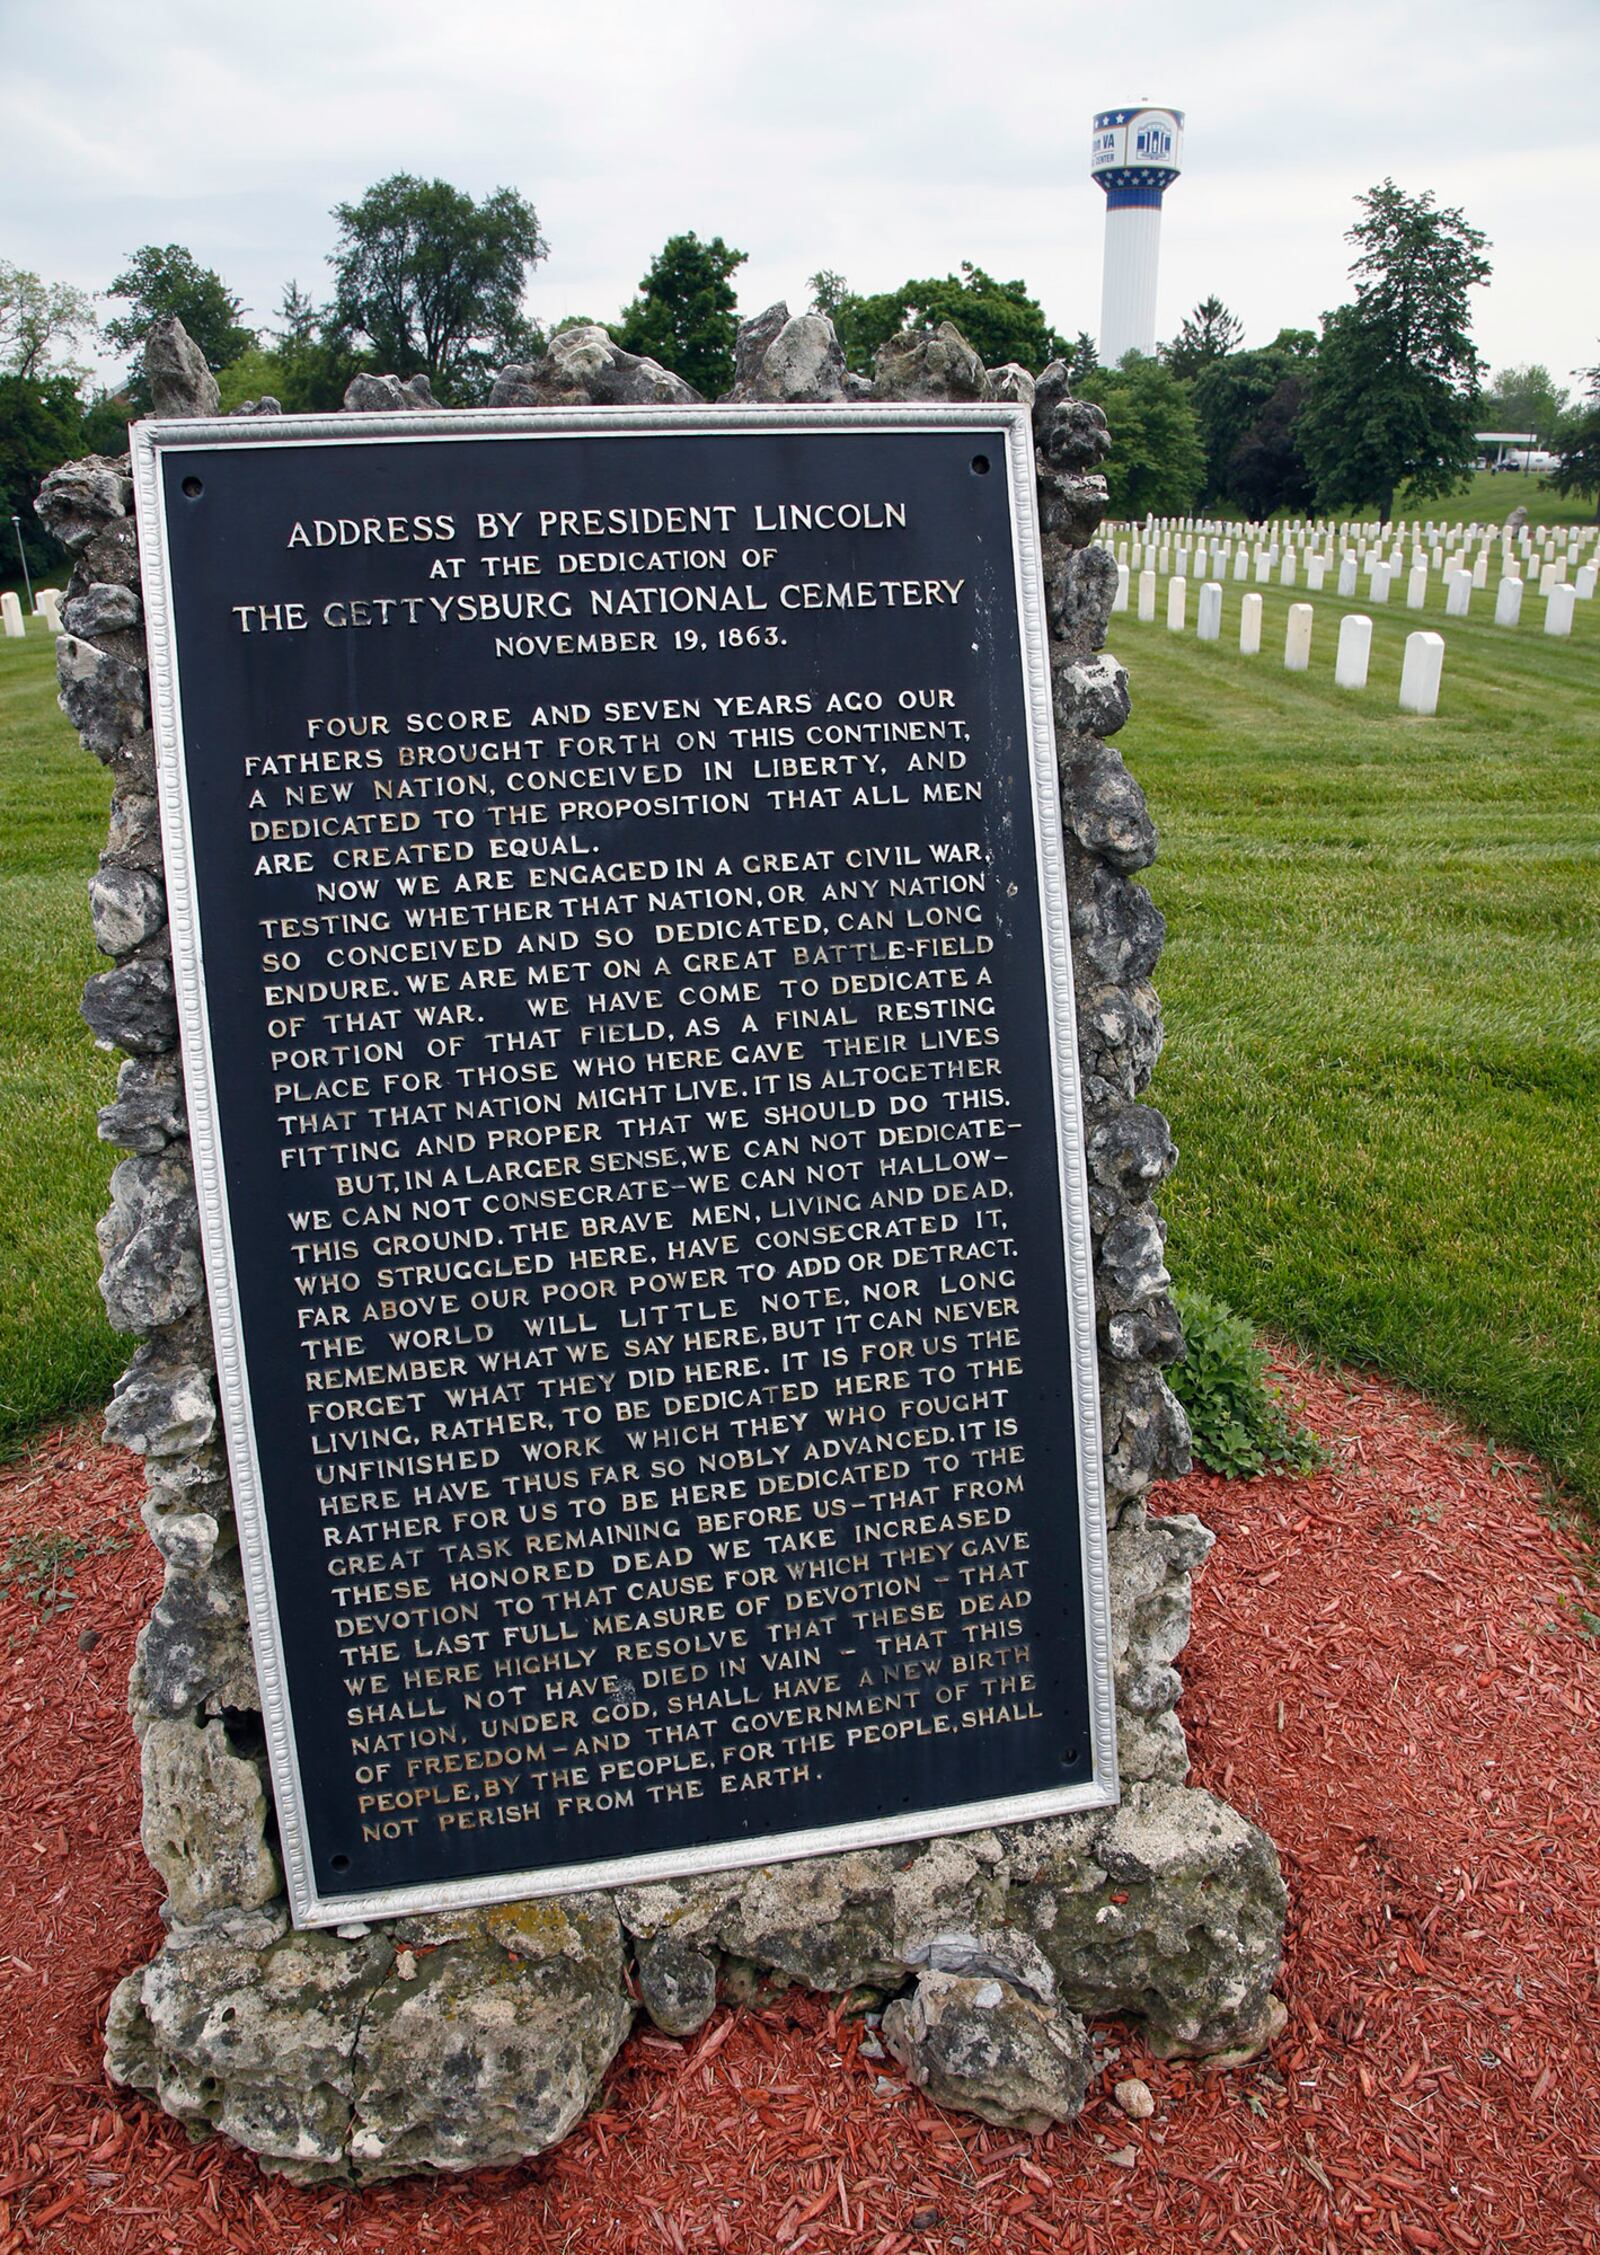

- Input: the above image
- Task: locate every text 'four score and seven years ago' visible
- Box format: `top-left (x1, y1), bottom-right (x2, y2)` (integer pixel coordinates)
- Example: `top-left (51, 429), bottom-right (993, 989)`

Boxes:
top-left (167, 430), bottom-right (1091, 1898)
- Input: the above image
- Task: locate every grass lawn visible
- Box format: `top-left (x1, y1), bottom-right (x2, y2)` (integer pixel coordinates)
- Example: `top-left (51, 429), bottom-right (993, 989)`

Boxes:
top-left (0, 625), bottom-right (119, 1449)
top-left (1, 584), bottom-right (1596, 1515)
top-left (1117, 569), bottom-right (1600, 1507)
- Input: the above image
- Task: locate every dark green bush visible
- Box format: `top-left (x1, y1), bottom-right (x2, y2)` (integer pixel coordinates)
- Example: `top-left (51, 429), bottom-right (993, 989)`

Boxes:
top-left (1169, 1289), bottom-right (1326, 1479)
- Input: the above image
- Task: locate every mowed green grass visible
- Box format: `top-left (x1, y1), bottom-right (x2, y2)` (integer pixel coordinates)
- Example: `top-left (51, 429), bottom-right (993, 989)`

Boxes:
top-left (0, 626), bottom-right (120, 1448)
top-left (1116, 567), bottom-right (1600, 1505)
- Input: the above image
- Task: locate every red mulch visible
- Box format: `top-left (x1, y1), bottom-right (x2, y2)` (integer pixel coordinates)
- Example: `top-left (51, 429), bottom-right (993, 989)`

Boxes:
top-left (1, 1359), bottom-right (1597, 2255)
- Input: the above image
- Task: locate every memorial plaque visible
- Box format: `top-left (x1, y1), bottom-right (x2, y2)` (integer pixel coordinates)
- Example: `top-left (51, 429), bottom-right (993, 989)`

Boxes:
top-left (133, 404), bottom-right (1117, 1925)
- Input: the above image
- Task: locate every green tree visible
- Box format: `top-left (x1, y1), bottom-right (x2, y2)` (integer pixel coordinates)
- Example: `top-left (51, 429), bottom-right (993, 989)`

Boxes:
top-left (1298, 179), bottom-right (1491, 521)
top-left (1065, 331), bottom-right (1099, 385)
top-left (105, 245), bottom-right (255, 406)
top-left (1076, 353), bottom-right (1206, 517)
top-left (1164, 294), bottom-right (1242, 381)
top-left (1225, 374), bottom-right (1314, 518)
top-left (1548, 358), bottom-right (1600, 519)
top-left (1480, 362), bottom-right (1569, 446)
top-left (816, 262), bottom-right (1066, 376)
top-left (614, 233), bottom-right (746, 398)
top-left (1, 370), bottom-right (85, 580)
top-left (1190, 331), bottom-right (1317, 508)
top-left (0, 262), bottom-right (98, 383)
top-left (330, 174), bottom-right (548, 403)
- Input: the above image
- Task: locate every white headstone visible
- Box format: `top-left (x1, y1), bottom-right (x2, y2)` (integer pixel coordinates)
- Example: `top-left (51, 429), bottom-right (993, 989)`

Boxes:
top-left (1306, 556), bottom-right (1326, 592)
top-left (1233, 548), bottom-right (1250, 582)
top-left (1166, 575), bottom-right (1188, 632)
top-left (1445, 571), bottom-right (1472, 618)
top-left (1539, 561), bottom-right (1557, 594)
top-left (1239, 591), bottom-right (1263, 655)
top-left (1406, 562), bottom-right (1429, 609)
top-left (36, 588), bottom-right (64, 630)
top-left (1494, 577), bottom-right (1523, 628)
top-left (1399, 631), bottom-right (1445, 715)
top-left (0, 591), bottom-right (24, 639)
top-left (1334, 613), bottom-right (1372, 689)
top-left (1113, 562), bottom-right (1130, 613)
top-left (1338, 556), bottom-right (1358, 598)
top-left (1284, 601), bottom-right (1313, 672)
top-left (1281, 551), bottom-right (1297, 586)
top-left (1138, 569), bottom-right (1157, 623)
top-left (1370, 563), bottom-right (1391, 603)
top-left (1545, 583), bottom-right (1576, 638)
top-left (1472, 552), bottom-right (1489, 589)
top-left (1196, 581), bottom-right (1223, 642)
top-left (1576, 564), bottom-right (1597, 600)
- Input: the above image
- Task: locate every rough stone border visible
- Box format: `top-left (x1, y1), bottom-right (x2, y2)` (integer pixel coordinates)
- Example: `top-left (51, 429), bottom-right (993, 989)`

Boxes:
top-left (39, 308), bottom-right (1287, 2181)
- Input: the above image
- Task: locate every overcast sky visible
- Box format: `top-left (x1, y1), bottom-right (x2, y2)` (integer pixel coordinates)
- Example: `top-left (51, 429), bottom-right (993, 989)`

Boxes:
top-left (5, 0), bottom-right (1596, 392)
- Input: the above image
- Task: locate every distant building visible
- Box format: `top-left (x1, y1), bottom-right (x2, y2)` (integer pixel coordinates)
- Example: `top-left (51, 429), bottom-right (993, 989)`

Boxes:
top-left (1091, 105), bottom-right (1184, 363)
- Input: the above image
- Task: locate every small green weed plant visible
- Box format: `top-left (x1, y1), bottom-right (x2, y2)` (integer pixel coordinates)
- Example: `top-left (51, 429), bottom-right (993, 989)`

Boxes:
top-left (1170, 1289), bottom-right (1327, 1479)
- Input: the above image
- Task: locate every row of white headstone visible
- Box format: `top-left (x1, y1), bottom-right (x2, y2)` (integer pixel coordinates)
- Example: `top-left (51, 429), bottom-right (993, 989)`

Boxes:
top-left (1125, 577), bottom-right (1447, 709)
top-left (1, 587), bottom-right (63, 636)
top-left (1112, 538), bottom-right (1596, 611)
top-left (1116, 562), bottom-right (1583, 642)
top-left (1120, 512), bottom-right (1597, 566)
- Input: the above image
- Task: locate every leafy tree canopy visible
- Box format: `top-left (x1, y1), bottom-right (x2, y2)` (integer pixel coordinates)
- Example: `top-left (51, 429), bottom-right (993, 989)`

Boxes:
top-left (1, 370), bottom-right (86, 576)
top-left (814, 263), bottom-right (1067, 376)
top-left (1298, 179), bottom-right (1491, 519)
top-left (1076, 352), bottom-right (1206, 518)
top-left (614, 233), bottom-right (746, 398)
top-left (105, 245), bottom-right (255, 405)
top-left (330, 174), bottom-right (548, 403)
top-left (1547, 357), bottom-right (1600, 517)
top-left (1190, 338), bottom-right (1317, 511)
top-left (0, 263), bottom-right (98, 384)
top-left (1480, 362), bottom-right (1569, 445)
top-left (1164, 294), bottom-right (1243, 381)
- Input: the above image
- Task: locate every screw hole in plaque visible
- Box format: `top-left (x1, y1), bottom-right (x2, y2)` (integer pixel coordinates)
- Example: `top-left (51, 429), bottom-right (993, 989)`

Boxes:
top-left (330, 1853), bottom-right (352, 1872)
top-left (181, 475), bottom-right (204, 498)
top-left (970, 454), bottom-right (991, 476)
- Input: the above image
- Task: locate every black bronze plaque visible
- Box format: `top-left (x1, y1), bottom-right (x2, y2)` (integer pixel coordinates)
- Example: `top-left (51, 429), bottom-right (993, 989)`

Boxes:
top-left (133, 406), bottom-right (1116, 1925)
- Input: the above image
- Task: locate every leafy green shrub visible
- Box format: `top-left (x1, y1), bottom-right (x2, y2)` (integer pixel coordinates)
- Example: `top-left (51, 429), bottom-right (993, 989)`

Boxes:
top-left (1169, 1289), bottom-right (1326, 1479)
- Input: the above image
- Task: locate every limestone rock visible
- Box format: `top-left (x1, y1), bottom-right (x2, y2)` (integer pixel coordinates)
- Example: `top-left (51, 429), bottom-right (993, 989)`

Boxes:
top-left (75, 515), bottom-right (142, 592)
top-left (343, 372), bottom-right (438, 412)
top-left (348, 1898), bottom-right (633, 2179)
top-left (1084, 1100), bottom-right (1177, 1201)
top-left (882, 1971), bottom-right (1091, 2132)
top-left (636, 1932), bottom-right (719, 2035)
top-left (139, 1715), bottom-right (281, 1922)
top-left (1052, 652), bottom-right (1129, 737)
top-left (1059, 740), bottom-right (1157, 872)
top-left (132, 1545), bottom-right (256, 1720)
top-left (35, 456), bottom-right (132, 552)
top-left (1044, 542), bottom-right (1118, 653)
top-left (105, 785), bottom-right (163, 872)
top-left (1066, 852), bottom-right (1166, 987)
top-left (99, 1053), bottom-right (187, 1153)
top-left (61, 581), bottom-right (141, 639)
top-left (1006, 1784), bottom-right (1287, 2057)
top-left (57, 633), bottom-right (148, 757)
top-left (107, 1918), bottom-right (391, 2181)
top-left (1032, 370), bottom-right (1113, 472)
top-left (491, 327), bottom-right (700, 409)
top-left (1077, 979), bottom-right (1164, 1099)
top-left (872, 322), bottom-right (992, 403)
top-left (83, 954), bottom-right (177, 1055)
top-left (1100, 1359), bottom-right (1192, 1501)
top-left (105, 1341), bottom-right (216, 1458)
top-left (89, 862), bottom-right (166, 957)
top-left (1109, 1512), bottom-right (1213, 1782)
top-left (727, 302), bottom-right (791, 396)
top-left (145, 317), bottom-right (221, 418)
top-left (230, 397), bottom-right (283, 417)
top-left (729, 310), bottom-right (850, 403)
top-left (1038, 470), bottom-right (1111, 549)
top-left (98, 1151), bottom-right (204, 1333)
top-left (987, 363), bottom-right (1036, 409)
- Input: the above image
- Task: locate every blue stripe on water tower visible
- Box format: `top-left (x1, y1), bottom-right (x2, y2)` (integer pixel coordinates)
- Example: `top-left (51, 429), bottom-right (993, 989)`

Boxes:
top-left (1102, 182), bottom-right (1169, 209)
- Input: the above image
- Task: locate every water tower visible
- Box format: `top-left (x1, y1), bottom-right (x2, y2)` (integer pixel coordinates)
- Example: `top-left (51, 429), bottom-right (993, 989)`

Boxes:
top-left (1090, 106), bottom-right (1184, 364)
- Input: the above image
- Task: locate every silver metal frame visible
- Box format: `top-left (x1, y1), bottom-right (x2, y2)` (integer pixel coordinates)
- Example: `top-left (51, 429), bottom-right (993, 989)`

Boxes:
top-left (131, 404), bottom-right (1119, 1928)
